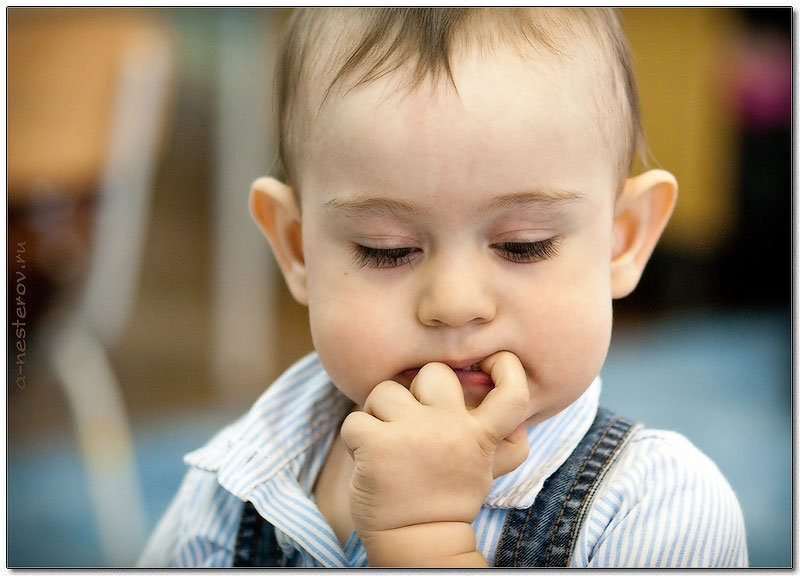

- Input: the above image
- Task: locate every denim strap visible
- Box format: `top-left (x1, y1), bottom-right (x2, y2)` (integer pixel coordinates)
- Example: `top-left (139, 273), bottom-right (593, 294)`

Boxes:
top-left (232, 501), bottom-right (287, 567)
top-left (493, 407), bottom-right (640, 567)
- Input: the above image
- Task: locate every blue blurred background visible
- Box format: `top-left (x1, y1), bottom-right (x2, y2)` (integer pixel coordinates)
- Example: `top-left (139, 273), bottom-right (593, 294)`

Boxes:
top-left (7, 8), bottom-right (792, 568)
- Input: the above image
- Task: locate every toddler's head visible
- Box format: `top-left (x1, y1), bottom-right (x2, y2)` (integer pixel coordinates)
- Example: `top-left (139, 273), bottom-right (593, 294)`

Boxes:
top-left (252, 8), bottom-right (677, 425)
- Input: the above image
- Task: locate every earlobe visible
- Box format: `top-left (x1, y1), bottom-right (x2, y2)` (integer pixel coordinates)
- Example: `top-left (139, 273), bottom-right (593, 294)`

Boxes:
top-left (250, 176), bottom-right (308, 305)
top-left (610, 169), bottom-right (678, 299)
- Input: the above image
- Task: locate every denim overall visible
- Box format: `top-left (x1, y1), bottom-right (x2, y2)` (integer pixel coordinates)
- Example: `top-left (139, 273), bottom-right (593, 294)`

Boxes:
top-left (232, 407), bottom-right (640, 567)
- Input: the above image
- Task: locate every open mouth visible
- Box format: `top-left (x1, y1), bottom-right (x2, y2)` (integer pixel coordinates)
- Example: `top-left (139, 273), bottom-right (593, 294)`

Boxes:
top-left (397, 359), bottom-right (495, 406)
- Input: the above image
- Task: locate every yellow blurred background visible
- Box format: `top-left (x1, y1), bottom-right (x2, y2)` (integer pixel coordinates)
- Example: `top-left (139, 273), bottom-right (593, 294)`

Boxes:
top-left (7, 8), bottom-right (791, 568)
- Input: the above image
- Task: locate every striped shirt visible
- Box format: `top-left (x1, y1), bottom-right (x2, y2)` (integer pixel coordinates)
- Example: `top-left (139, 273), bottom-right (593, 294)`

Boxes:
top-left (138, 351), bottom-right (748, 568)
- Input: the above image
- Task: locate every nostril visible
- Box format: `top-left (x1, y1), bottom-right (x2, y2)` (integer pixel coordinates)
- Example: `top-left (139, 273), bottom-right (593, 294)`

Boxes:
top-left (420, 315), bottom-right (489, 329)
top-left (417, 273), bottom-right (496, 328)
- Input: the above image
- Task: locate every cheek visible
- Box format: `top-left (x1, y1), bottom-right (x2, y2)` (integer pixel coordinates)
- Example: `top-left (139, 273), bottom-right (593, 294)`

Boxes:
top-left (525, 285), bottom-right (611, 366)
top-left (309, 312), bottom-right (370, 405)
top-left (306, 268), bottom-right (406, 406)
top-left (514, 260), bottom-right (613, 419)
top-left (517, 298), bottom-right (612, 422)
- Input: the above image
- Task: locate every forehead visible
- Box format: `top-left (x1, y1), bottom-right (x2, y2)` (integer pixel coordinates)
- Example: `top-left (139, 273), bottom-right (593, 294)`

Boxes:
top-left (284, 9), bottom-right (633, 189)
top-left (298, 44), bottom-right (618, 209)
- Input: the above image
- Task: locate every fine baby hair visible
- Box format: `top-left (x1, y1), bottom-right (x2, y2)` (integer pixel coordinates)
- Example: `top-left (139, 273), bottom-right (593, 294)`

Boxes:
top-left (274, 7), bottom-right (644, 190)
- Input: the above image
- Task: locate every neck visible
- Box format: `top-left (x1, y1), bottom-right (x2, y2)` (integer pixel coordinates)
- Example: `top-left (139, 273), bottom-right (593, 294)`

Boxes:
top-left (313, 431), bottom-right (356, 547)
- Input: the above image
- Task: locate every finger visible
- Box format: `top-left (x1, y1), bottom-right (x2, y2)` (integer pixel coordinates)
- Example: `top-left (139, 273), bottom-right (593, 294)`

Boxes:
top-left (471, 351), bottom-right (530, 441)
top-left (492, 421), bottom-right (530, 478)
top-left (340, 409), bottom-right (379, 453)
top-left (363, 379), bottom-right (418, 421)
top-left (409, 362), bottom-right (465, 409)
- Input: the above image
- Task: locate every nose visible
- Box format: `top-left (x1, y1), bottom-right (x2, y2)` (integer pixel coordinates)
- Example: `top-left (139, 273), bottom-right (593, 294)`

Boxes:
top-left (417, 258), bottom-right (496, 328)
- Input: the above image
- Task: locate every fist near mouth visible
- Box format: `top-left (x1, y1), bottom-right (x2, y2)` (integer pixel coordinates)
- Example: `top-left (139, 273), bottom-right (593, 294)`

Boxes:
top-left (340, 351), bottom-right (531, 566)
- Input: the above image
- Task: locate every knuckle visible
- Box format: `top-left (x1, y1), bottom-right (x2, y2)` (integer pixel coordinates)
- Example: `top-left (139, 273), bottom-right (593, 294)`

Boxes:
top-left (367, 380), bottom-right (393, 401)
top-left (340, 411), bottom-right (360, 435)
top-left (364, 380), bottom-right (400, 410)
top-left (509, 386), bottom-right (530, 410)
top-left (371, 379), bottom-right (397, 396)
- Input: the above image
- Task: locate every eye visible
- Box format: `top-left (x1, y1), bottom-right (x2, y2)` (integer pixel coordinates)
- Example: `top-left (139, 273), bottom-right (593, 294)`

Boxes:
top-left (352, 245), bottom-right (420, 269)
top-left (491, 238), bottom-right (560, 263)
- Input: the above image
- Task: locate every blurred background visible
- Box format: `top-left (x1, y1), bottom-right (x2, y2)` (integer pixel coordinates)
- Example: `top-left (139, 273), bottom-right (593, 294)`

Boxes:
top-left (6, 7), bottom-right (791, 568)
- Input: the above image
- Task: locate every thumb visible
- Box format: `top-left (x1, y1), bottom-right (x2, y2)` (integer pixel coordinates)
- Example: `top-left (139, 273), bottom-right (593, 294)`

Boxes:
top-left (492, 421), bottom-right (529, 478)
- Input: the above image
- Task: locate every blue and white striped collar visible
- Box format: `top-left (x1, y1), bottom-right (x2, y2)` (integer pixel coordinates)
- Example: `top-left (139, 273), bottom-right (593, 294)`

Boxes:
top-left (185, 352), bottom-right (352, 496)
top-left (486, 376), bottom-right (601, 508)
top-left (185, 353), bottom-right (355, 566)
top-left (185, 351), bottom-right (600, 554)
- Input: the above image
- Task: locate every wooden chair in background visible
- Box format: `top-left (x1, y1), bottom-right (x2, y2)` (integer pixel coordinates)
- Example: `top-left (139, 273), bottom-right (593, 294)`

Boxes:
top-left (8, 9), bottom-right (174, 565)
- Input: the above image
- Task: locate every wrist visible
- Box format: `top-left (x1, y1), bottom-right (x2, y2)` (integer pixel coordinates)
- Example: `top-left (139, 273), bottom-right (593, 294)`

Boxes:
top-left (362, 521), bottom-right (488, 567)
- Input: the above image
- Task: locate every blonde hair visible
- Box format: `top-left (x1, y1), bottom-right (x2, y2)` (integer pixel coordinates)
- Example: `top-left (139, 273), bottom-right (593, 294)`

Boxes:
top-left (274, 7), bottom-right (645, 189)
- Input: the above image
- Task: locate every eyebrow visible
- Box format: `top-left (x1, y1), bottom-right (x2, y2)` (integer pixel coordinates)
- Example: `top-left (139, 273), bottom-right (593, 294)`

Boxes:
top-left (322, 197), bottom-right (422, 218)
top-left (485, 189), bottom-right (585, 212)
top-left (322, 188), bottom-right (584, 219)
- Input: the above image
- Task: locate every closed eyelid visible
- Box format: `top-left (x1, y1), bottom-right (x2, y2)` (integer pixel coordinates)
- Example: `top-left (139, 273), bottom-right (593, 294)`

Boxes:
top-left (353, 234), bottom-right (421, 248)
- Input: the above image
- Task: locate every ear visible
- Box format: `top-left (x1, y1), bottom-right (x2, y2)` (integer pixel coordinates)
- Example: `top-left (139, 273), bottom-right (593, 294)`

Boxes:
top-left (611, 169), bottom-right (678, 299)
top-left (250, 176), bottom-right (308, 305)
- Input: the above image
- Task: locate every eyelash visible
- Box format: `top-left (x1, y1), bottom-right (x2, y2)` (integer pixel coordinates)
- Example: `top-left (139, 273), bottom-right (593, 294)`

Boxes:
top-left (352, 245), bottom-right (420, 269)
top-left (491, 238), bottom-right (561, 263)
top-left (352, 238), bottom-right (560, 269)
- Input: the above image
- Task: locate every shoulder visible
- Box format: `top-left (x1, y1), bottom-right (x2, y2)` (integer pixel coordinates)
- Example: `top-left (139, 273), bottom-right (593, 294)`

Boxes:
top-left (608, 427), bottom-right (733, 498)
top-left (572, 427), bottom-right (748, 567)
top-left (138, 353), bottom-right (334, 568)
top-left (138, 466), bottom-right (243, 567)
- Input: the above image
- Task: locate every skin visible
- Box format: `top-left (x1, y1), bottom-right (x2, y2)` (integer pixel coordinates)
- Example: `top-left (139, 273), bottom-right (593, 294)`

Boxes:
top-left (251, 42), bottom-right (677, 566)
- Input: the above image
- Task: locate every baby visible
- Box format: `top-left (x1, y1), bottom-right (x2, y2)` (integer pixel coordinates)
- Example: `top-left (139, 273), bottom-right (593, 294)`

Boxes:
top-left (140, 8), bottom-right (747, 567)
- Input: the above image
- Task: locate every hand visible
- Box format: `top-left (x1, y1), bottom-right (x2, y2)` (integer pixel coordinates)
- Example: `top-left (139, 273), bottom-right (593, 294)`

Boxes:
top-left (340, 351), bottom-right (530, 566)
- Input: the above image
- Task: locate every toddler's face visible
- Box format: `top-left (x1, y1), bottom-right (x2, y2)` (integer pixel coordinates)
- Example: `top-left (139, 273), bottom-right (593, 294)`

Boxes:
top-left (296, 48), bottom-right (619, 425)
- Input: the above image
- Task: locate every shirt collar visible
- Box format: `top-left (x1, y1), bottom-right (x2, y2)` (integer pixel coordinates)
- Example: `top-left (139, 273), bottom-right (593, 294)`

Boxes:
top-left (184, 352), bottom-right (352, 499)
top-left (485, 376), bottom-right (601, 508)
